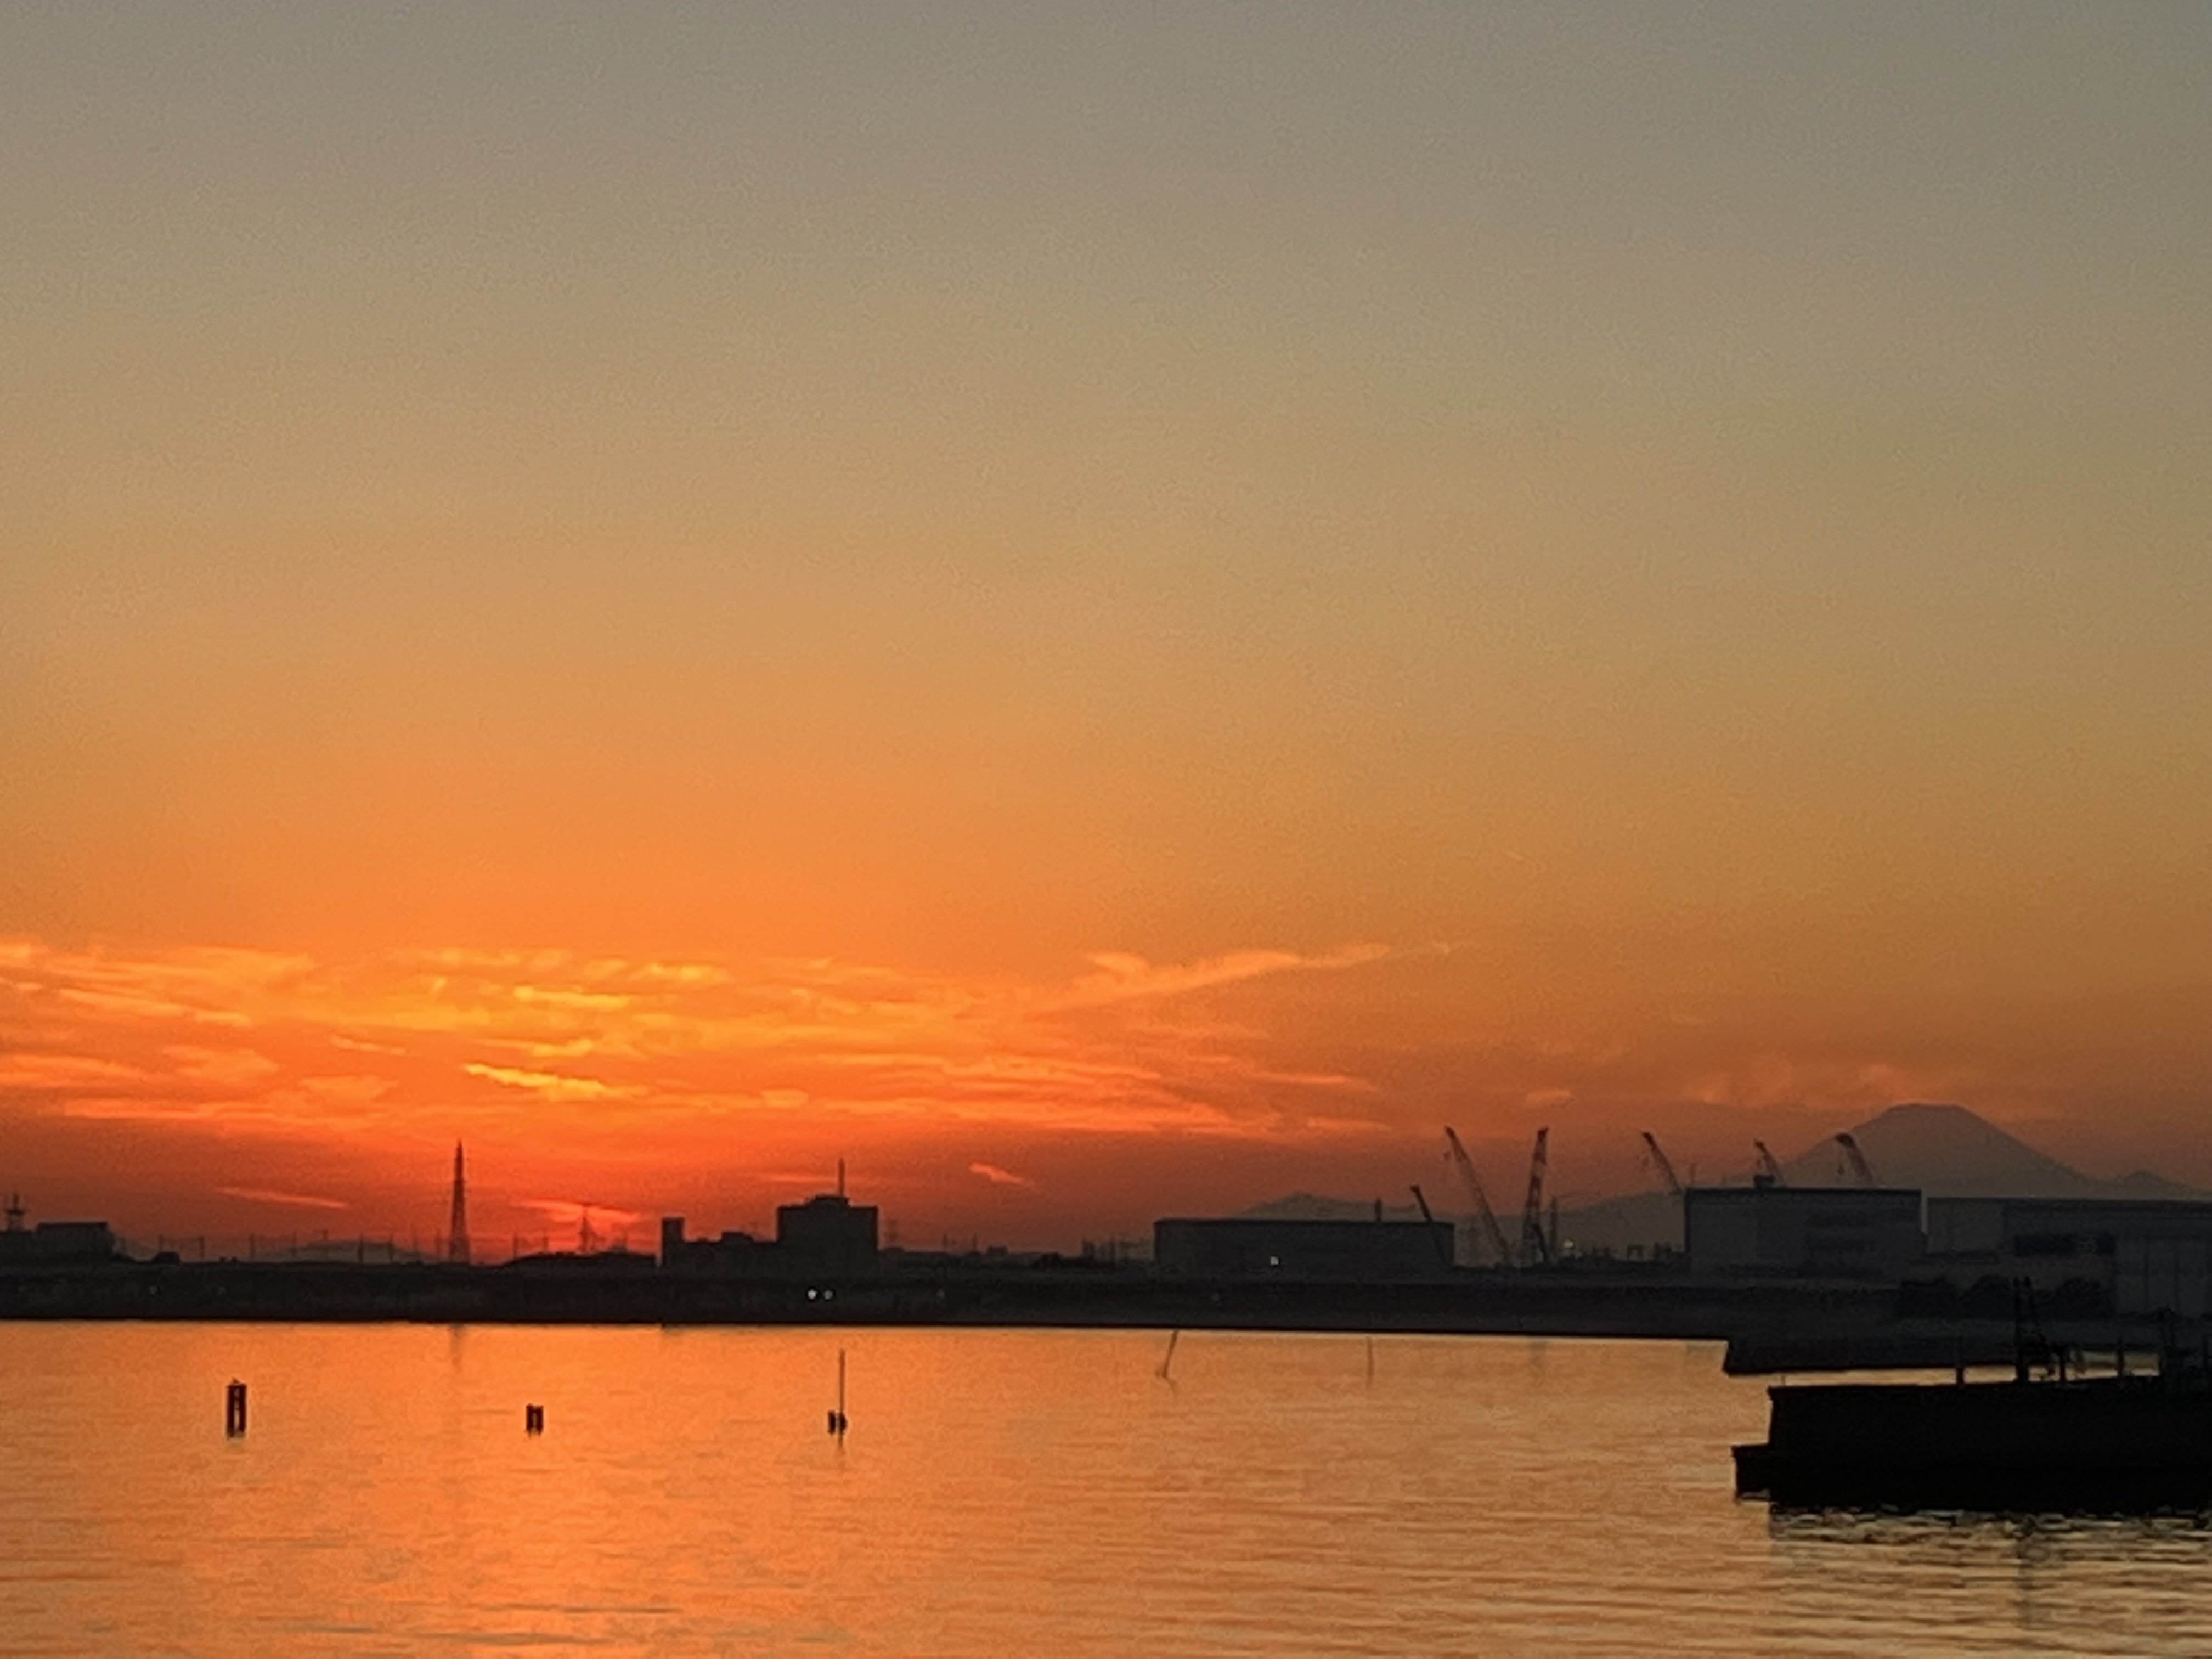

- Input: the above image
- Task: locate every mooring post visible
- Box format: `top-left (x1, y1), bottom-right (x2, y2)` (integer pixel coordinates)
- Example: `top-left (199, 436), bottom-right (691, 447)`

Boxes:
top-left (524, 1403), bottom-right (544, 1435)
top-left (825, 1347), bottom-right (848, 1436)
top-left (225, 1379), bottom-right (247, 1437)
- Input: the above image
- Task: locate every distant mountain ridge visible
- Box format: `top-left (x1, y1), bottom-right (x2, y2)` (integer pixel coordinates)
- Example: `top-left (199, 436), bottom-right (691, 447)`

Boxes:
top-left (1777, 1102), bottom-right (2204, 1202)
top-left (1556, 1105), bottom-right (2204, 1257)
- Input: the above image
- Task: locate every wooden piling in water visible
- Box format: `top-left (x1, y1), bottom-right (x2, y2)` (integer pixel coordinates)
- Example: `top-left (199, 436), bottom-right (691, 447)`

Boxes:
top-left (225, 1380), bottom-right (247, 1437)
top-left (826, 1348), bottom-right (848, 1436)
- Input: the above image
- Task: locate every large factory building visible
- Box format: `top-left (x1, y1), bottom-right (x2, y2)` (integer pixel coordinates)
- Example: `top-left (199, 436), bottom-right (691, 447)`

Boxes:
top-left (1683, 1186), bottom-right (1926, 1280)
top-left (1927, 1197), bottom-right (2212, 1318)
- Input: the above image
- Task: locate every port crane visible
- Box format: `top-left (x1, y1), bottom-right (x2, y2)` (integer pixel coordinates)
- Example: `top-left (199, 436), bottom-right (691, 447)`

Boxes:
top-left (1520, 1127), bottom-right (1553, 1268)
top-left (1752, 1141), bottom-right (1786, 1187)
top-left (1407, 1185), bottom-right (1457, 1269)
top-left (1640, 1132), bottom-right (1684, 1198)
top-left (1443, 1127), bottom-right (1515, 1268)
top-left (1833, 1133), bottom-right (1877, 1187)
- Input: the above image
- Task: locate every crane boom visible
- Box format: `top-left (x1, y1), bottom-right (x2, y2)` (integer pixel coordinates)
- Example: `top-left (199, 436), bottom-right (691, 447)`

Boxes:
top-left (1519, 1127), bottom-right (1552, 1268)
top-left (1407, 1184), bottom-right (1455, 1268)
top-left (1752, 1141), bottom-right (1786, 1187)
top-left (1640, 1131), bottom-right (1684, 1198)
top-left (1834, 1133), bottom-right (1876, 1187)
top-left (1443, 1127), bottom-right (1515, 1268)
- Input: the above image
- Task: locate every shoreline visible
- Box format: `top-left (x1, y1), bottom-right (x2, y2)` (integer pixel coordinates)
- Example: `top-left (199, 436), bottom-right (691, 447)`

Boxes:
top-left (0, 1259), bottom-right (1939, 1359)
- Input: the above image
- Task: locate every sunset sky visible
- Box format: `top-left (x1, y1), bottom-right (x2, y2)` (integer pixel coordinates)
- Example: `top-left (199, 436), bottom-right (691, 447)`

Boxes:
top-left (3, 5), bottom-right (2206, 1250)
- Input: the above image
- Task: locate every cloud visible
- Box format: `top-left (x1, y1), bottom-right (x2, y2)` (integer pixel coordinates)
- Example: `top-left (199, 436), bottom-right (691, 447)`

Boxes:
top-left (511, 985), bottom-right (632, 1012)
top-left (0, 1053), bottom-right (148, 1090)
top-left (1288, 1115), bottom-right (1396, 1139)
top-left (295, 1075), bottom-right (397, 1106)
top-left (59, 1074), bottom-right (398, 1126)
top-left (61, 1096), bottom-right (229, 1121)
top-left (168, 1046), bottom-right (282, 1087)
top-left (1249, 1069), bottom-right (1379, 1093)
top-left (517, 1198), bottom-right (647, 1231)
top-left (216, 1186), bottom-right (351, 1212)
top-left (0, 933), bottom-right (1402, 1156)
top-left (969, 1162), bottom-right (1036, 1189)
top-left (1055, 944), bottom-right (1393, 1008)
top-left (461, 1063), bottom-right (639, 1102)
top-left (55, 986), bottom-right (251, 1027)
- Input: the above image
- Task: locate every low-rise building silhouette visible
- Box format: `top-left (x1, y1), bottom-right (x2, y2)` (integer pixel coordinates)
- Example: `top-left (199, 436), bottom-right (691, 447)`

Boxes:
top-left (776, 1192), bottom-right (879, 1277)
top-left (0, 1220), bottom-right (117, 1265)
top-left (659, 1185), bottom-right (880, 1278)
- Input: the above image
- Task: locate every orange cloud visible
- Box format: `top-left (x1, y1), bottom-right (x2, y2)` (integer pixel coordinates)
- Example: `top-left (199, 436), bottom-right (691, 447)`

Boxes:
top-left (3, 930), bottom-right (2204, 1245)
top-left (216, 1186), bottom-right (351, 1212)
top-left (461, 1063), bottom-right (640, 1102)
top-left (168, 1046), bottom-right (283, 1087)
top-left (0, 936), bottom-right (1410, 1153)
top-left (1056, 944), bottom-right (1393, 1008)
top-left (0, 1053), bottom-right (149, 1090)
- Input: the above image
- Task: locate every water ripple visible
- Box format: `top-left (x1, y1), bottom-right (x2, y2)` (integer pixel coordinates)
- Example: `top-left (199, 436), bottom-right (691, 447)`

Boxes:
top-left (1, 1325), bottom-right (2205, 1654)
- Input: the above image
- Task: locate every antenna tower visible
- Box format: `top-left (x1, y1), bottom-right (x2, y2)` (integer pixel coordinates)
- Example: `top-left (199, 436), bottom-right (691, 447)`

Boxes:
top-left (3, 1193), bottom-right (24, 1233)
top-left (448, 1142), bottom-right (471, 1265)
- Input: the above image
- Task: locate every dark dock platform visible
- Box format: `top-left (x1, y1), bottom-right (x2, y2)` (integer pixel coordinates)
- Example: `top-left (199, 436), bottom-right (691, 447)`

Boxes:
top-left (1735, 1373), bottom-right (2212, 1510)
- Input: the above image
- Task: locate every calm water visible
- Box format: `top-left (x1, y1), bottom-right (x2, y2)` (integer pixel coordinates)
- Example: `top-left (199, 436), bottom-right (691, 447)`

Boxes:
top-left (4, 1324), bottom-right (2211, 1655)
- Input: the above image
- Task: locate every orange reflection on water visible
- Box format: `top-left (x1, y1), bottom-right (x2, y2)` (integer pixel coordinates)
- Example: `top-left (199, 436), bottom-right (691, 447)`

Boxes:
top-left (10, 1325), bottom-right (2212, 1654)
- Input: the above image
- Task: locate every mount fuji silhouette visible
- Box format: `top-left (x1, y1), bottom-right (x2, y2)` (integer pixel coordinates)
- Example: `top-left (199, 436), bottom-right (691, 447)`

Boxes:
top-left (1776, 1102), bottom-right (2199, 1200)
top-left (1239, 1104), bottom-right (2200, 1261)
top-left (1559, 1103), bottom-right (2198, 1257)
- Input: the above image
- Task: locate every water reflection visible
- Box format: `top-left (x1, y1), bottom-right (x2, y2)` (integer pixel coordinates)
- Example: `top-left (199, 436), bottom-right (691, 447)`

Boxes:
top-left (1770, 1508), bottom-right (2212, 1545)
top-left (1, 1325), bottom-right (2204, 1655)
top-left (1763, 1506), bottom-right (2212, 1656)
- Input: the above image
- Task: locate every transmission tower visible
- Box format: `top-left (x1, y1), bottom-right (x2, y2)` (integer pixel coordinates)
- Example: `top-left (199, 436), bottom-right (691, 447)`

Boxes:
top-left (448, 1141), bottom-right (471, 1265)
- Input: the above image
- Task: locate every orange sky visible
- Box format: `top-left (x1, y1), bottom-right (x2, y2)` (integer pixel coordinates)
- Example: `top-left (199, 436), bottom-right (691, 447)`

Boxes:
top-left (3, 8), bottom-right (2207, 1248)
